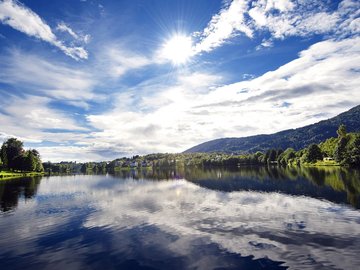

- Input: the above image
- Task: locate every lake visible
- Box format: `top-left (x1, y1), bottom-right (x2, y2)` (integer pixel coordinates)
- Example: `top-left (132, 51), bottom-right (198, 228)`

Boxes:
top-left (0, 166), bottom-right (359, 270)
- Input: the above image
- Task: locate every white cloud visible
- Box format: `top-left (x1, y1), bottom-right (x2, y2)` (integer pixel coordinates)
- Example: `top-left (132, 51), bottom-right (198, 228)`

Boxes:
top-left (265, 0), bottom-right (294, 12)
top-left (193, 0), bottom-right (360, 54)
top-left (83, 34), bottom-right (91, 44)
top-left (56, 22), bottom-right (78, 39)
top-left (194, 0), bottom-right (252, 53)
top-left (0, 0), bottom-right (55, 42)
top-left (0, 95), bottom-right (90, 144)
top-left (85, 37), bottom-right (360, 156)
top-left (1, 96), bottom-right (84, 130)
top-left (0, 50), bottom-right (97, 106)
top-left (256, 38), bottom-right (273, 50)
top-left (105, 47), bottom-right (151, 77)
top-left (1, 37), bottom-right (358, 161)
top-left (86, 71), bottom-right (223, 155)
top-left (56, 21), bottom-right (91, 44)
top-left (0, 50), bottom-right (101, 152)
top-left (93, 45), bottom-right (152, 78)
top-left (34, 145), bottom-right (109, 162)
top-left (0, 0), bottom-right (88, 60)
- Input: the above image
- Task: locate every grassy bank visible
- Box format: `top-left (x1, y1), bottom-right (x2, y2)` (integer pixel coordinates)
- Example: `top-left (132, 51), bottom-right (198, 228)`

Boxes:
top-left (302, 160), bottom-right (341, 167)
top-left (288, 159), bottom-right (341, 167)
top-left (0, 170), bottom-right (44, 180)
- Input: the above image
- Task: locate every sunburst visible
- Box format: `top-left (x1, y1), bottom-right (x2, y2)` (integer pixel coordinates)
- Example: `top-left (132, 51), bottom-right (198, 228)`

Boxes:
top-left (161, 34), bottom-right (194, 65)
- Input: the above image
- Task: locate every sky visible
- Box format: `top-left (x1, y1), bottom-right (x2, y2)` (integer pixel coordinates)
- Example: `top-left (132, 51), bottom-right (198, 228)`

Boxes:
top-left (0, 0), bottom-right (359, 162)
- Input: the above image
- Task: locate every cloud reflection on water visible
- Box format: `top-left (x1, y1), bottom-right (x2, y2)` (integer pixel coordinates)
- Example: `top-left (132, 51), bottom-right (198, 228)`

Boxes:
top-left (0, 174), bottom-right (360, 269)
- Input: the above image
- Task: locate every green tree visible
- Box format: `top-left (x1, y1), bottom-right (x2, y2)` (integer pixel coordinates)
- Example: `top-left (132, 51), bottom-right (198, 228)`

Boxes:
top-left (334, 137), bottom-right (349, 163)
top-left (0, 145), bottom-right (7, 168)
top-left (81, 163), bottom-right (87, 173)
top-left (0, 140), bottom-right (43, 172)
top-left (36, 161), bottom-right (44, 172)
top-left (349, 135), bottom-right (360, 166)
top-left (276, 149), bottom-right (283, 158)
top-left (278, 148), bottom-right (296, 166)
top-left (268, 149), bottom-right (277, 163)
top-left (30, 149), bottom-right (44, 172)
top-left (304, 144), bottom-right (323, 163)
top-left (0, 138), bottom-right (24, 169)
top-left (13, 155), bottom-right (26, 171)
top-left (337, 124), bottom-right (347, 138)
top-left (24, 151), bottom-right (37, 172)
top-left (319, 137), bottom-right (338, 158)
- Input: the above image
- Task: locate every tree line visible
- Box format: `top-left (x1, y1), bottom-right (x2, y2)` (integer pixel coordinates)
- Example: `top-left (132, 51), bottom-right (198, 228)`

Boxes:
top-left (104, 125), bottom-right (360, 169)
top-left (0, 138), bottom-right (44, 172)
top-left (3, 125), bottom-right (357, 175)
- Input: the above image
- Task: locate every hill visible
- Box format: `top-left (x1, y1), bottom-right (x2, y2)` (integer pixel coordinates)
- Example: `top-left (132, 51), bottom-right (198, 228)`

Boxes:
top-left (184, 105), bottom-right (360, 153)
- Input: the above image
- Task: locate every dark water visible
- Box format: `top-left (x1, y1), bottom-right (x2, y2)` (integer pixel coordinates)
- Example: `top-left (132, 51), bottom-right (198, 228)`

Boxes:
top-left (0, 166), bottom-right (359, 270)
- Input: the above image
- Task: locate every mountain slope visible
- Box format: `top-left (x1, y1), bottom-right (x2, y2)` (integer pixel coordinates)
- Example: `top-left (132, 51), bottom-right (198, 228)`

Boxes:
top-left (184, 105), bottom-right (360, 153)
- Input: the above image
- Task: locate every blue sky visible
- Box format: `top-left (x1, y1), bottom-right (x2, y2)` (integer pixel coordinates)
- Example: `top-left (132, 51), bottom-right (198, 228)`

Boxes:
top-left (0, 0), bottom-right (359, 162)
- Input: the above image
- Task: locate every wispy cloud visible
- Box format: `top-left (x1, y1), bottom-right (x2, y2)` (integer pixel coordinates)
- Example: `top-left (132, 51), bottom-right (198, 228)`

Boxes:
top-left (102, 46), bottom-right (152, 78)
top-left (193, 0), bottom-right (360, 54)
top-left (0, 0), bottom-right (88, 60)
top-left (0, 49), bottom-right (97, 107)
top-left (194, 0), bottom-right (252, 53)
top-left (56, 21), bottom-right (91, 44)
top-left (56, 22), bottom-right (78, 39)
top-left (0, 94), bottom-right (90, 144)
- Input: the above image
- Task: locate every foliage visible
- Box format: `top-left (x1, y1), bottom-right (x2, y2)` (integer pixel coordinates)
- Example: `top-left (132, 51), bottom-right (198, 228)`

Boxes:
top-left (303, 144), bottom-right (323, 163)
top-left (0, 138), bottom-right (24, 169)
top-left (319, 137), bottom-right (338, 157)
top-left (0, 138), bottom-right (43, 172)
top-left (348, 134), bottom-right (360, 166)
top-left (277, 148), bottom-right (296, 166)
top-left (334, 136), bottom-right (349, 163)
top-left (337, 124), bottom-right (347, 138)
top-left (43, 161), bottom-right (82, 174)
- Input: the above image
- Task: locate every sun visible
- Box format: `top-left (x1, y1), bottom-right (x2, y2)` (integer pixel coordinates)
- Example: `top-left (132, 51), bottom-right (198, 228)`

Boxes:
top-left (161, 34), bottom-right (194, 65)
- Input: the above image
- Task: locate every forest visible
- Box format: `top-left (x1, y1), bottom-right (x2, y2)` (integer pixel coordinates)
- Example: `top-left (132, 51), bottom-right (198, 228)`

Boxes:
top-left (69, 124), bottom-right (360, 174)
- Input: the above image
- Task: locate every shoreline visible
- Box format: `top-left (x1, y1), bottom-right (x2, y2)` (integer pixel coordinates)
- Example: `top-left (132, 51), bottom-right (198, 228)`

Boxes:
top-left (0, 171), bottom-right (45, 180)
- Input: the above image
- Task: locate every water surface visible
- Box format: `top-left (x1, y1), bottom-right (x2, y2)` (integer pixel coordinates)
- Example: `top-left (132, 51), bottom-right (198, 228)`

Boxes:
top-left (0, 166), bottom-right (359, 269)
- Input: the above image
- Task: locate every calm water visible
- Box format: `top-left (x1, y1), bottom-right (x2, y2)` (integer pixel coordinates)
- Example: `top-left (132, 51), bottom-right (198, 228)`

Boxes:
top-left (0, 166), bottom-right (359, 270)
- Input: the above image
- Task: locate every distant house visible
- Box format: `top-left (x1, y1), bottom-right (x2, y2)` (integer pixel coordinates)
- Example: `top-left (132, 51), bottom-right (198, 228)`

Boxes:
top-left (269, 161), bottom-right (278, 165)
top-left (141, 161), bottom-right (149, 167)
top-left (122, 162), bottom-right (129, 167)
top-left (130, 161), bottom-right (138, 167)
top-left (114, 160), bottom-right (122, 166)
top-left (323, 157), bottom-right (334, 161)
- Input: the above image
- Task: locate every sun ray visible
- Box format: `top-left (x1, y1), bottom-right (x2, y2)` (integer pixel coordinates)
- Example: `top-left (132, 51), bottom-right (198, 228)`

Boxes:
top-left (161, 34), bottom-right (194, 65)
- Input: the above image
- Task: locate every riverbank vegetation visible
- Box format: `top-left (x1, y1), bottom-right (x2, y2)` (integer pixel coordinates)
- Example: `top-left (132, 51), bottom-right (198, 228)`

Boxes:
top-left (102, 125), bottom-right (359, 171)
top-left (106, 125), bottom-right (359, 170)
top-left (2, 125), bottom-right (359, 177)
top-left (0, 138), bottom-right (44, 179)
top-left (0, 171), bottom-right (44, 180)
